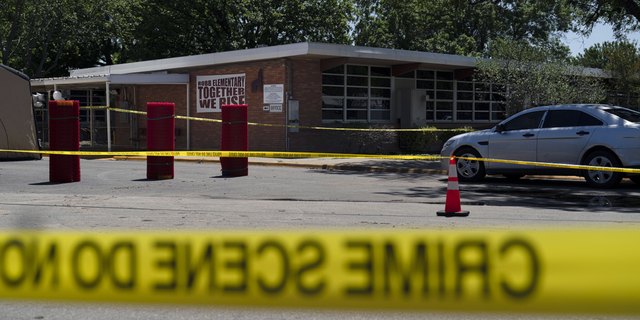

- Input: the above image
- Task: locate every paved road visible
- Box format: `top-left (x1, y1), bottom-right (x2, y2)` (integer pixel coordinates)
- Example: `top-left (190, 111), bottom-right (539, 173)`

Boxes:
top-left (1, 158), bottom-right (639, 319)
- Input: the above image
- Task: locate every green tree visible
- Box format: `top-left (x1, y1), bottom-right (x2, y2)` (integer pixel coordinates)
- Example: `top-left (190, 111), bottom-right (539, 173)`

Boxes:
top-left (568, 0), bottom-right (640, 36)
top-left (125, 0), bottom-right (354, 62)
top-left (353, 0), bottom-right (574, 56)
top-left (573, 40), bottom-right (640, 108)
top-left (476, 38), bottom-right (605, 115)
top-left (1, 0), bottom-right (136, 77)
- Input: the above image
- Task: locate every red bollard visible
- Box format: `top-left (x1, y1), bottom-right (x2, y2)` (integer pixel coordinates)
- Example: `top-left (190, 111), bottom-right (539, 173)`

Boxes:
top-left (49, 100), bottom-right (80, 183)
top-left (147, 102), bottom-right (175, 180)
top-left (220, 105), bottom-right (248, 177)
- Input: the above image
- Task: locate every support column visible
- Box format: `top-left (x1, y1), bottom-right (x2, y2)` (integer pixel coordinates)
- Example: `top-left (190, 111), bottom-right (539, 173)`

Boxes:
top-left (147, 102), bottom-right (175, 180)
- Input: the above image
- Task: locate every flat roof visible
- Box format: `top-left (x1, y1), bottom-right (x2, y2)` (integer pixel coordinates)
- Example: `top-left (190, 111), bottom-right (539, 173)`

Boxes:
top-left (30, 73), bottom-right (189, 91)
top-left (67, 42), bottom-right (477, 77)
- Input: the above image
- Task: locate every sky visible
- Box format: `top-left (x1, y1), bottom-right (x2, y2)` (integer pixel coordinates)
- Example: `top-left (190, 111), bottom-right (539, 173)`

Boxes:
top-left (564, 22), bottom-right (640, 57)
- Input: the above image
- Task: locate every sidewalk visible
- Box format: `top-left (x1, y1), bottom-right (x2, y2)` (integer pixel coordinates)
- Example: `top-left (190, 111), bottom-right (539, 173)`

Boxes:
top-left (111, 155), bottom-right (447, 174)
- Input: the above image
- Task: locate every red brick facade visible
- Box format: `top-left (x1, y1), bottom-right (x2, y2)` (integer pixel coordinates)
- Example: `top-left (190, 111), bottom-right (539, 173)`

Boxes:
top-left (113, 58), bottom-right (338, 153)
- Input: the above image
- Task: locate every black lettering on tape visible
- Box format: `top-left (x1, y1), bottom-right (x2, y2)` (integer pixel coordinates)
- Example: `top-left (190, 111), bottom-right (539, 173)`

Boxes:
top-left (384, 242), bottom-right (428, 296)
top-left (72, 241), bottom-right (103, 289)
top-left (345, 241), bottom-right (373, 295)
top-left (0, 240), bottom-right (27, 286)
top-left (257, 241), bottom-right (289, 294)
top-left (109, 242), bottom-right (136, 289)
top-left (186, 244), bottom-right (216, 291)
top-left (455, 241), bottom-right (489, 298)
top-left (438, 241), bottom-right (445, 298)
top-left (223, 242), bottom-right (247, 293)
top-left (500, 239), bottom-right (539, 299)
top-left (31, 241), bottom-right (59, 287)
top-left (295, 240), bottom-right (325, 295)
top-left (154, 241), bottom-right (177, 291)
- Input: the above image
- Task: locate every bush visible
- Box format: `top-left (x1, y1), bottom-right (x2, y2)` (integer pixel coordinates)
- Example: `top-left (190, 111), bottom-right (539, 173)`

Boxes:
top-left (398, 126), bottom-right (437, 153)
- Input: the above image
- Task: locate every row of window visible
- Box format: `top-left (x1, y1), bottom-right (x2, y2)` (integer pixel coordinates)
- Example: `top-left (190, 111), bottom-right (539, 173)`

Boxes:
top-left (321, 65), bottom-right (507, 122)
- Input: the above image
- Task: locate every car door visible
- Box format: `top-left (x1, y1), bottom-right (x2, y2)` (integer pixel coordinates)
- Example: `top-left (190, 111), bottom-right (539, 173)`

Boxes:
top-left (536, 109), bottom-right (604, 174)
top-left (487, 110), bottom-right (546, 173)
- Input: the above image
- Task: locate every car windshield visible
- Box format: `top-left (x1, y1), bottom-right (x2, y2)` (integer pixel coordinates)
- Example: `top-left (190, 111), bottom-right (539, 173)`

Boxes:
top-left (602, 107), bottom-right (640, 123)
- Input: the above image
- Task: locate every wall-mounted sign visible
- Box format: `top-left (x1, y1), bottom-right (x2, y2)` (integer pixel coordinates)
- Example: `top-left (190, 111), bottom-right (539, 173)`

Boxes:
top-left (269, 104), bottom-right (283, 113)
top-left (262, 105), bottom-right (270, 111)
top-left (197, 74), bottom-right (245, 113)
top-left (263, 84), bottom-right (284, 104)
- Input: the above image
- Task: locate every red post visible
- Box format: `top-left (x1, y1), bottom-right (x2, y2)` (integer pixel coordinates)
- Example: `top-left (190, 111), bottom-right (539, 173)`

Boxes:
top-left (220, 104), bottom-right (248, 176)
top-left (49, 100), bottom-right (80, 183)
top-left (147, 102), bottom-right (175, 180)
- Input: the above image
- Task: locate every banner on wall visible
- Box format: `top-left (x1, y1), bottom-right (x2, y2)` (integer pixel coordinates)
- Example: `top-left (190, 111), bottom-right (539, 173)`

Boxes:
top-left (197, 74), bottom-right (246, 113)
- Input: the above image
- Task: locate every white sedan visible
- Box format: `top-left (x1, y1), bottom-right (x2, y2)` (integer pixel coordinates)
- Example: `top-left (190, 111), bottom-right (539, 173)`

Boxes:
top-left (440, 104), bottom-right (640, 188)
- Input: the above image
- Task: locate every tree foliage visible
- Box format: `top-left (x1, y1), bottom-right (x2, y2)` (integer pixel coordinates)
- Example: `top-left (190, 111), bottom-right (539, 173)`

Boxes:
top-left (568, 0), bottom-right (640, 36)
top-left (476, 38), bottom-right (606, 115)
top-left (353, 0), bottom-right (574, 55)
top-left (574, 40), bottom-right (640, 107)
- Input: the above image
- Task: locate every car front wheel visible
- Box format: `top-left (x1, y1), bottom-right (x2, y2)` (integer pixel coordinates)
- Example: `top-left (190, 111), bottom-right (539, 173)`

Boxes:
top-left (583, 150), bottom-right (622, 189)
top-left (454, 148), bottom-right (486, 182)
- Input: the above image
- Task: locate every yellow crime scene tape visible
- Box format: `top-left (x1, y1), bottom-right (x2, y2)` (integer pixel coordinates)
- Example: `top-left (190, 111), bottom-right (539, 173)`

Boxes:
top-left (4, 148), bottom-right (640, 174)
top-left (100, 107), bottom-right (472, 132)
top-left (1, 229), bottom-right (640, 314)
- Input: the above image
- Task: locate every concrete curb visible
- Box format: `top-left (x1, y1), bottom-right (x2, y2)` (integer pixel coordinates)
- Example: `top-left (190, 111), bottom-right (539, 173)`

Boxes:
top-left (111, 156), bottom-right (448, 175)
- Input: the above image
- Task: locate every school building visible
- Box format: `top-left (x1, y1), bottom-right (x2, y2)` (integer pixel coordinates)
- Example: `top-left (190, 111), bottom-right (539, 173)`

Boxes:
top-left (30, 42), bottom-right (507, 153)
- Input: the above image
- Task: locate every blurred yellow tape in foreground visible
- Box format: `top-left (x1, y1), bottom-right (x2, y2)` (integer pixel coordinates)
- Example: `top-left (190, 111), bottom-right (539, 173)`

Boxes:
top-left (1, 229), bottom-right (640, 314)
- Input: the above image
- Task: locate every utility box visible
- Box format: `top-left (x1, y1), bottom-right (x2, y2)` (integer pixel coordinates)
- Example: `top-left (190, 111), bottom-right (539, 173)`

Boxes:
top-left (397, 89), bottom-right (428, 128)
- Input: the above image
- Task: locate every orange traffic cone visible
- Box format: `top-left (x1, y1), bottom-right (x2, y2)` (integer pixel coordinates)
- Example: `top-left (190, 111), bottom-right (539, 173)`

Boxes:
top-left (437, 156), bottom-right (470, 217)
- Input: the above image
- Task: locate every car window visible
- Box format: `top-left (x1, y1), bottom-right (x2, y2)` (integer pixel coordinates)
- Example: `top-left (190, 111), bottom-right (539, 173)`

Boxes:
top-left (601, 107), bottom-right (640, 123)
top-left (503, 111), bottom-right (545, 131)
top-left (542, 110), bottom-right (603, 128)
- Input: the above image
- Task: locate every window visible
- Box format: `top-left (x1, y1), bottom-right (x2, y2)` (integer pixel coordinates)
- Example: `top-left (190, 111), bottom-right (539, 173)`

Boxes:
top-left (542, 110), bottom-right (603, 128)
top-left (503, 111), bottom-right (546, 131)
top-left (322, 65), bottom-right (391, 122)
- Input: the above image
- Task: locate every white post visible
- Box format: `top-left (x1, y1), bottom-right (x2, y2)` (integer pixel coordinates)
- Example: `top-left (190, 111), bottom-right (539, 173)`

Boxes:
top-left (106, 82), bottom-right (111, 152)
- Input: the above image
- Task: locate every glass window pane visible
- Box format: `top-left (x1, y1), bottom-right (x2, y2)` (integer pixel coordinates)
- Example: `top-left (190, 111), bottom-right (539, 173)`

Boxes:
top-left (347, 110), bottom-right (367, 120)
top-left (347, 99), bottom-right (367, 109)
top-left (476, 112), bottom-right (490, 120)
top-left (503, 111), bottom-right (545, 131)
top-left (457, 92), bottom-right (474, 100)
top-left (417, 80), bottom-right (434, 89)
top-left (436, 112), bottom-right (453, 120)
top-left (457, 102), bottom-right (473, 110)
top-left (417, 70), bottom-right (435, 79)
top-left (322, 98), bottom-right (344, 109)
top-left (347, 65), bottom-right (368, 75)
top-left (437, 91), bottom-right (453, 100)
top-left (457, 112), bottom-right (472, 120)
top-left (347, 87), bottom-right (368, 97)
top-left (436, 101), bottom-right (453, 110)
top-left (323, 110), bottom-right (343, 120)
top-left (436, 81), bottom-right (453, 90)
top-left (426, 101), bottom-right (434, 111)
top-left (324, 66), bottom-right (344, 74)
top-left (492, 93), bottom-right (506, 101)
top-left (322, 75), bottom-right (344, 85)
top-left (322, 86), bottom-right (343, 96)
top-left (476, 102), bottom-right (490, 111)
top-left (371, 88), bottom-right (391, 98)
top-left (371, 100), bottom-right (390, 109)
top-left (371, 110), bottom-right (390, 120)
top-left (436, 71), bottom-right (454, 80)
top-left (347, 76), bottom-right (368, 86)
top-left (426, 111), bottom-right (434, 120)
top-left (371, 77), bottom-right (391, 87)
top-left (371, 67), bottom-right (391, 77)
top-left (579, 112), bottom-right (603, 126)
top-left (492, 103), bottom-right (506, 112)
top-left (476, 83), bottom-right (489, 92)
top-left (458, 82), bottom-right (473, 91)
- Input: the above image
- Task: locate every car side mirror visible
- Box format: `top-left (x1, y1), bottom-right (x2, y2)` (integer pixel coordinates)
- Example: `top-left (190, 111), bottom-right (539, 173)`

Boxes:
top-left (495, 124), bottom-right (505, 133)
